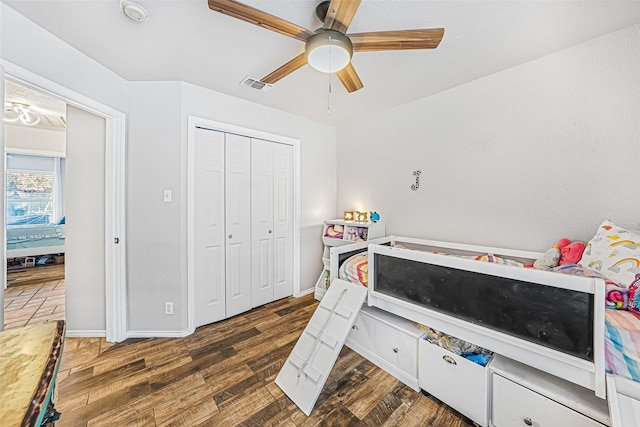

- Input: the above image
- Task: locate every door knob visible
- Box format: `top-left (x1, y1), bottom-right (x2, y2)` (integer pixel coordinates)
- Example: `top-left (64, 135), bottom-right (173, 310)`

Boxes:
top-left (228, 234), bottom-right (233, 239)
top-left (268, 230), bottom-right (273, 234)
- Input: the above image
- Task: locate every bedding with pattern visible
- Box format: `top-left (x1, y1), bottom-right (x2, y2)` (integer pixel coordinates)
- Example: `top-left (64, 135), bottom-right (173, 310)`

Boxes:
top-left (337, 248), bottom-right (523, 287)
top-left (7, 224), bottom-right (65, 250)
top-left (605, 309), bottom-right (640, 381)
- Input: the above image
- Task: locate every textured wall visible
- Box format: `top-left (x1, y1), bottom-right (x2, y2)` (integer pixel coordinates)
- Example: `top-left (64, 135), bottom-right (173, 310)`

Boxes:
top-left (126, 81), bottom-right (338, 334)
top-left (337, 24), bottom-right (640, 251)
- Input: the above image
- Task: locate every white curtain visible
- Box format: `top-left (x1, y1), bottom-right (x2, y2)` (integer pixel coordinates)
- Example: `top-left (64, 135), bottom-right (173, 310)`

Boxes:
top-left (52, 157), bottom-right (64, 223)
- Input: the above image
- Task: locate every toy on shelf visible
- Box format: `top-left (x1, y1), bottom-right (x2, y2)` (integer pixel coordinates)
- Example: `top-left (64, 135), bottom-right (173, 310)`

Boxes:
top-left (324, 224), bottom-right (344, 239)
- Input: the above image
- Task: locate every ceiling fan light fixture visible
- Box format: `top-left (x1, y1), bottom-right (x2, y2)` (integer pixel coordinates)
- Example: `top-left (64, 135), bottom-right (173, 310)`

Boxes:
top-left (306, 29), bottom-right (353, 73)
top-left (3, 107), bottom-right (20, 123)
top-left (4, 103), bottom-right (40, 126)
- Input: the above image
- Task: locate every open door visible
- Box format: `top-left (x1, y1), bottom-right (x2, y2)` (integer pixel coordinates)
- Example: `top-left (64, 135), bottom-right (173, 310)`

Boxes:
top-left (1, 64), bottom-right (127, 341)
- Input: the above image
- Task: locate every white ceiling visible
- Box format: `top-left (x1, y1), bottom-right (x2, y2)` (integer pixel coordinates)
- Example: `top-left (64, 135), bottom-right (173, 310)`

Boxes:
top-left (4, 80), bottom-right (67, 131)
top-left (3, 0), bottom-right (640, 126)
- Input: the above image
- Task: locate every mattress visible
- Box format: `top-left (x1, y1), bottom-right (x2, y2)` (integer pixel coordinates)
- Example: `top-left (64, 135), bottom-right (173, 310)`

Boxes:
top-left (7, 224), bottom-right (66, 250)
top-left (338, 252), bottom-right (369, 286)
top-left (605, 309), bottom-right (640, 382)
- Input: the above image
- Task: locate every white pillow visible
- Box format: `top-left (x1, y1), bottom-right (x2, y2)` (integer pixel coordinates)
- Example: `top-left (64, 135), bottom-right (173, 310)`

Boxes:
top-left (579, 220), bottom-right (640, 287)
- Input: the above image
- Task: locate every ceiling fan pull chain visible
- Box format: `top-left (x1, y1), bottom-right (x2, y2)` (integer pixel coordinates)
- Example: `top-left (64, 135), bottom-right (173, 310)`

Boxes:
top-left (327, 75), bottom-right (332, 116)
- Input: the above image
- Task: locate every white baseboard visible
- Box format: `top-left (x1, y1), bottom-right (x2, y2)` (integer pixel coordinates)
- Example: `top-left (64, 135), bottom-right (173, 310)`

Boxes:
top-left (66, 329), bottom-right (107, 338)
top-left (127, 329), bottom-right (193, 339)
top-left (296, 287), bottom-right (315, 298)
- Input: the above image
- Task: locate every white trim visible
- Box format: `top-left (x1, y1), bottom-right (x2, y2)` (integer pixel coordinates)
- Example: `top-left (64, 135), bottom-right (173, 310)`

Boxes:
top-left (297, 287), bottom-right (315, 297)
top-left (127, 329), bottom-right (193, 339)
top-left (66, 329), bottom-right (107, 338)
top-left (5, 147), bottom-right (66, 158)
top-left (1, 64), bottom-right (6, 298)
top-left (187, 116), bottom-right (301, 333)
top-left (1, 60), bottom-right (128, 342)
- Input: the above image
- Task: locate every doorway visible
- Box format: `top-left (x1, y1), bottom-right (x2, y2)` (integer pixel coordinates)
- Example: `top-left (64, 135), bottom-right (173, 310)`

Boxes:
top-left (3, 80), bottom-right (67, 329)
top-left (1, 63), bottom-right (127, 342)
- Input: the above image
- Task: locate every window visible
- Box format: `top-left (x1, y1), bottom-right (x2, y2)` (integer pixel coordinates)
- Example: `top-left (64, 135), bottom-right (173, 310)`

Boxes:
top-left (6, 154), bottom-right (64, 226)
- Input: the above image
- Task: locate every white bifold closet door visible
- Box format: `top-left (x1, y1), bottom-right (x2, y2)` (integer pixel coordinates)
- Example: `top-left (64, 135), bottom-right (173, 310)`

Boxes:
top-left (194, 128), bottom-right (293, 328)
top-left (224, 133), bottom-right (252, 318)
top-left (194, 128), bottom-right (227, 326)
top-left (251, 139), bottom-right (293, 307)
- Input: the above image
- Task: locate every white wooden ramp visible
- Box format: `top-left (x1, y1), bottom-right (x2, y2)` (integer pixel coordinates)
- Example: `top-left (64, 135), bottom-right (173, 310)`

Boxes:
top-left (275, 279), bottom-right (366, 415)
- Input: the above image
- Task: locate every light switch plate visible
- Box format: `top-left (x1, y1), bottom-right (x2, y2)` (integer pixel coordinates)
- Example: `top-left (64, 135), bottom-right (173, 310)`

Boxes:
top-left (163, 189), bottom-right (172, 202)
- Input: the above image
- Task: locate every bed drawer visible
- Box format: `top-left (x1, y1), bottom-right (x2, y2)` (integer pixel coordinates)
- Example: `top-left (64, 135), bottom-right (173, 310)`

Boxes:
top-left (419, 339), bottom-right (489, 425)
top-left (345, 306), bottom-right (423, 390)
top-left (492, 374), bottom-right (605, 427)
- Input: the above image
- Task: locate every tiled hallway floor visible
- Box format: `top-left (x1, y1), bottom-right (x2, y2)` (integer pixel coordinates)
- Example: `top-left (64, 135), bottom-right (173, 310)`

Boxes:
top-left (4, 276), bottom-right (65, 330)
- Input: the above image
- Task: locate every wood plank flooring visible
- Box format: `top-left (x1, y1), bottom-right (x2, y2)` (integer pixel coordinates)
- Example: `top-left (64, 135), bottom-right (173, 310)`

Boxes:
top-left (55, 294), bottom-right (474, 426)
top-left (7, 263), bottom-right (65, 287)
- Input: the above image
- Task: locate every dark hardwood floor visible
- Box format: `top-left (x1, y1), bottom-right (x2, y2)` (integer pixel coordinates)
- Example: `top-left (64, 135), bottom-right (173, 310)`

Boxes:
top-left (55, 293), bottom-right (473, 426)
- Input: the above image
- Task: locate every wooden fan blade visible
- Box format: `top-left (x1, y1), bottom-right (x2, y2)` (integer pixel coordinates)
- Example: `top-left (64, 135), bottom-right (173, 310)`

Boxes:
top-left (336, 63), bottom-right (363, 93)
top-left (350, 28), bottom-right (445, 52)
top-left (262, 53), bottom-right (308, 84)
top-left (208, 0), bottom-right (313, 42)
top-left (323, 0), bottom-right (362, 33)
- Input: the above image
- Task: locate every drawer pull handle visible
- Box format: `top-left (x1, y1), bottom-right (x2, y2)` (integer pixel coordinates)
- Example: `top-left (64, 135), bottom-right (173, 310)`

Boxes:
top-left (442, 355), bottom-right (457, 365)
top-left (352, 325), bottom-right (358, 331)
top-left (393, 347), bottom-right (399, 353)
top-left (523, 417), bottom-right (533, 426)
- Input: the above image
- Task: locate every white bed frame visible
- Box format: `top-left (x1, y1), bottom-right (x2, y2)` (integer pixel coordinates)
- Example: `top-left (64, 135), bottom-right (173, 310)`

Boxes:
top-left (7, 245), bottom-right (65, 259)
top-left (330, 235), bottom-right (607, 399)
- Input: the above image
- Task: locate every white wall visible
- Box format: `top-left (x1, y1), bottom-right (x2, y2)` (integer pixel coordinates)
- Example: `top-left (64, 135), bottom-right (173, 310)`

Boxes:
top-left (127, 81), bottom-right (184, 333)
top-left (126, 81), bottom-right (337, 333)
top-left (65, 105), bottom-right (106, 333)
top-left (0, 4), bottom-right (128, 113)
top-left (337, 23), bottom-right (640, 251)
top-left (4, 125), bottom-right (66, 156)
top-left (2, 3), bottom-right (336, 337)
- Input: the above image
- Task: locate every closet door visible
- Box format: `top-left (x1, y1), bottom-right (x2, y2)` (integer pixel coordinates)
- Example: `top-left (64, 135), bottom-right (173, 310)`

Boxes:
top-left (225, 133), bottom-right (252, 318)
top-left (194, 128), bottom-right (226, 327)
top-left (273, 143), bottom-right (294, 300)
top-left (251, 139), bottom-right (274, 307)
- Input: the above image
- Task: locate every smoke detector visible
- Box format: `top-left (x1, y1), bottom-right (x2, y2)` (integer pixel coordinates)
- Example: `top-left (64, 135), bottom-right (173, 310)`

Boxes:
top-left (121, 1), bottom-right (148, 22)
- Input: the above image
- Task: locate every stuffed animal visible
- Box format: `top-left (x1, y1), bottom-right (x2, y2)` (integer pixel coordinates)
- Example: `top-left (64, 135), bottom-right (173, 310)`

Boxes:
top-left (533, 245), bottom-right (561, 270)
top-left (557, 239), bottom-right (586, 265)
top-left (628, 274), bottom-right (640, 314)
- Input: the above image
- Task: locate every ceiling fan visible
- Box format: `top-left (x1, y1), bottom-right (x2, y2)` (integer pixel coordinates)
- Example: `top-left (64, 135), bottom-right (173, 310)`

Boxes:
top-left (208, 0), bottom-right (444, 93)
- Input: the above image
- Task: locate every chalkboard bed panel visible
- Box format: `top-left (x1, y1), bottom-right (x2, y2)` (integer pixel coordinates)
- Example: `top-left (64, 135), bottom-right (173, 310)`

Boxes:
top-left (330, 236), bottom-right (606, 398)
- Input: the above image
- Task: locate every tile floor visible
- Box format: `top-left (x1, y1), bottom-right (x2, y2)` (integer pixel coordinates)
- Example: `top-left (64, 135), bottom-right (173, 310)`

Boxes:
top-left (3, 278), bottom-right (65, 330)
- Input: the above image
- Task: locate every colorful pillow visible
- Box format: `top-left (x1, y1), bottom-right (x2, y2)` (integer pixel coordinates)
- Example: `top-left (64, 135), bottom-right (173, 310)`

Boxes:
top-left (553, 263), bottom-right (628, 309)
top-left (579, 220), bottom-right (640, 288)
top-left (629, 274), bottom-right (640, 314)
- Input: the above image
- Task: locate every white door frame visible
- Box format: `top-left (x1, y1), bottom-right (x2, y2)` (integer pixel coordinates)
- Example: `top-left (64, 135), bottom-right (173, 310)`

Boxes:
top-left (187, 116), bottom-right (300, 333)
top-left (1, 60), bottom-right (128, 342)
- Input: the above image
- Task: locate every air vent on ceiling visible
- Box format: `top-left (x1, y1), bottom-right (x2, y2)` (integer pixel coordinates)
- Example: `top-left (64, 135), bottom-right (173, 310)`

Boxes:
top-left (240, 76), bottom-right (273, 92)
